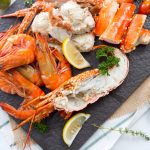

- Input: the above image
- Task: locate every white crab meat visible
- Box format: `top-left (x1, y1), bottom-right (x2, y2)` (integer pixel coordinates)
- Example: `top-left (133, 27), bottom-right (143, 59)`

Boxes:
top-left (31, 12), bottom-right (51, 35)
top-left (31, 12), bottom-right (71, 42)
top-left (31, 1), bottom-right (95, 49)
top-left (60, 1), bottom-right (95, 34)
top-left (49, 25), bottom-right (71, 42)
top-left (52, 48), bottom-right (129, 112)
top-left (72, 33), bottom-right (95, 52)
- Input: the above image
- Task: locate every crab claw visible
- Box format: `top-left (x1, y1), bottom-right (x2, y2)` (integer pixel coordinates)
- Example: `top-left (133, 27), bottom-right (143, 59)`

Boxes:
top-left (0, 102), bottom-right (35, 120)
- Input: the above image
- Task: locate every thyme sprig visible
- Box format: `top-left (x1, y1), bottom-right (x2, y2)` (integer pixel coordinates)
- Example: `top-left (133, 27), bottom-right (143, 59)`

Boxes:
top-left (92, 124), bottom-right (150, 141)
top-left (96, 46), bottom-right (120, 75)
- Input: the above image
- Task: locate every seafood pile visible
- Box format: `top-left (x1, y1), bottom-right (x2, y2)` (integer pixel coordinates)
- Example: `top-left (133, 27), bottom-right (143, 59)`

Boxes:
top-left (0, 0), bottom-right (149, 130)
top-left (94, 0), bottom-right (150, 53)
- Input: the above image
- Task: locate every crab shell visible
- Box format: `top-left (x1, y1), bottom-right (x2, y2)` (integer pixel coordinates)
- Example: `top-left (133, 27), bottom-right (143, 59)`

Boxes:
top-left (49, 48), bottom-right (129, 113)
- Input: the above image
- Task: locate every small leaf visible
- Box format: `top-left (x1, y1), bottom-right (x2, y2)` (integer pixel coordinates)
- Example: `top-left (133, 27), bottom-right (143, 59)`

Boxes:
top-left (93, 124), bottom-right (150, 141)
top-left (96, 46), bottom-right (120, 76)
top-left (33, 120), bottom-right (48, 134)
top-left (24, 0), bottom-right (33, 7)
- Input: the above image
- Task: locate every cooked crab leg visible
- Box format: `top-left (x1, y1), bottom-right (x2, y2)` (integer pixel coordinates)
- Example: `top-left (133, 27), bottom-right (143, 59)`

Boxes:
top-left (117, 0), bottom-right (133, 4)
top-left (0, 9), bottom-right (36, 33)
top-left (0, 1), bottom-right (53, 33)
top-left (100, 3), bottom-right (136, 44)
top-left (120, 14), bottom-right (147, 53)
top-left (18, 11), bottom-right (37, 34)
top-left (137, 28), bottom-right (150, 45)
top-left (0, 9), bottom-right (29, 18)
top-left (95, 0), bottom-right (119, 36)
top-left (76, 0), bottom-right (104, 6)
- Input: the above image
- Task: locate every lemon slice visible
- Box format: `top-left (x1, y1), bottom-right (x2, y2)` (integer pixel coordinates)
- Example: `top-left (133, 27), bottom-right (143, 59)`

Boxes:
top-left (62, 38), bottom-right (90, 69)
top-left (62, 113), bottom-right (91, 147)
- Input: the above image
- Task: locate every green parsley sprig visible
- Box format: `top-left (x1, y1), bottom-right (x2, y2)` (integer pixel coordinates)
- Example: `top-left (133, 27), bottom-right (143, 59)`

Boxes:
top-left (92, 124), bottom-right (150, 141)
top-left (24, 0), bottom-right (33, 7)
top-left (33, 120), bottom-right (48, 134)
top-left (96, 46), bottom-right (120, 75)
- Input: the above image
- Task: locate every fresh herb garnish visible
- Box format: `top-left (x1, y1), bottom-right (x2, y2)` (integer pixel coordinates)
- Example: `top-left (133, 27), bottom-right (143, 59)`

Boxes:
top-left (33, 120), bottom-right (48, 134)
top-left (24, 0), bottom-right (33, 7)
top-left (96, 46), bottom-right (120, 75)
top-left (96, 46), bottom-right (115, 58)
top-left (92, 124), bottom-right (150, 141)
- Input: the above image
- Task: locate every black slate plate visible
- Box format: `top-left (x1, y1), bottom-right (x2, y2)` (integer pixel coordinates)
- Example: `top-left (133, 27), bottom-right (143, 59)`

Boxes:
top-left (0, 1), bottom-right (150, 150)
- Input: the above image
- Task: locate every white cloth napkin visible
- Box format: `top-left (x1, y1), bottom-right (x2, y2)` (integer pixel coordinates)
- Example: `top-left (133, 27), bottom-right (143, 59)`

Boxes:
top-left (112, 107), bottom-right (150, 150)
top-left (81, 104), bottom-right (150, 150)
top-left (0, 108), bottom-right (43, 150)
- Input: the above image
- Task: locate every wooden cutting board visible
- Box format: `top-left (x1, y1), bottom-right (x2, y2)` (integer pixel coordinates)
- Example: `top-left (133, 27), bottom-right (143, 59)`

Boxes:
top-left (0, 1), bottom-right (150, 149)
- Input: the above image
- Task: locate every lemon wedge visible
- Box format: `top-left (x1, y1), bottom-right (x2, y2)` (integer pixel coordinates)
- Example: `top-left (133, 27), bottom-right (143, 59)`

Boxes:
top-left (62, 38), bottom-right (90, 69)
top-left (62, 113), bottom-right (91, 147)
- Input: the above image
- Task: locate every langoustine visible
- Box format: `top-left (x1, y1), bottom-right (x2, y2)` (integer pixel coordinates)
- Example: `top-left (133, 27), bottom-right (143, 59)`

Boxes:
top-left (0, 47), bottom-right (129, 128)
top-left (0, 34), bottom-right (36, 70)
top-left (0, 70), bottom-right (45, 102)
top-left (36, 33), bottom-right (72, 90)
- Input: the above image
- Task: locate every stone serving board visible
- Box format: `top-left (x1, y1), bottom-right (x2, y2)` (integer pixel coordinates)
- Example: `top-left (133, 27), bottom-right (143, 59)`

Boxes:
top-left (0, 0), bottom-right (149, 150)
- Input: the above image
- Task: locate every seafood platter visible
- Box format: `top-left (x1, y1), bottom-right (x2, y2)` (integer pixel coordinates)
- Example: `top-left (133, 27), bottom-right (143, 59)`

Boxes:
top-left (0, 0), bottom-right (149, 149)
